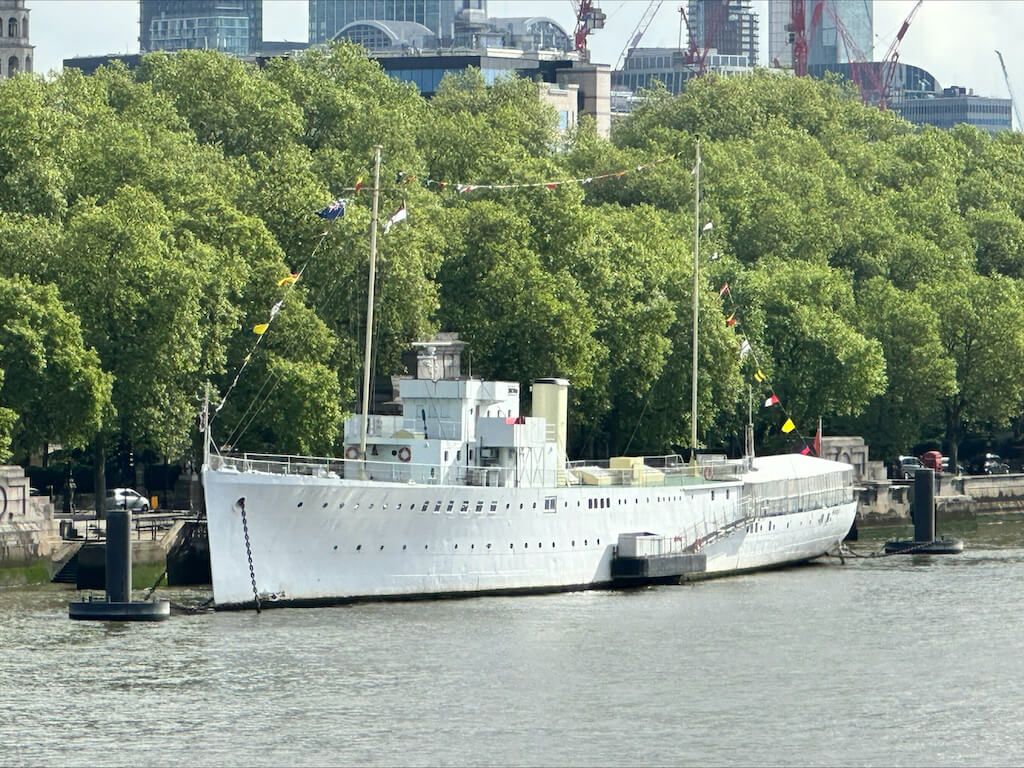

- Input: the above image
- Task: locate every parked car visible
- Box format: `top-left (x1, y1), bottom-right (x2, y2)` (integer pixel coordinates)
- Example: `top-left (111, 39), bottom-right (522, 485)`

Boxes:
top-left (104, 488), bottom-right (150, 512)
top-left (968, 453), bottom-right (1010, 475)
top-left (896, 455), bottom-right (926, 479)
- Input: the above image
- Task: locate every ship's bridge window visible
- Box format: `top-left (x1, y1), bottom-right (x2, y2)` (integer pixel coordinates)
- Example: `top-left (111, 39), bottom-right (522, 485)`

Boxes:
top-left (475, 500), bottom-right (484, 513)
top-left (544, 496), bottom-right (556, 512)
top-left (490, 501), bottom-right (498, 512)
top-left (446, 500), bottom-right (454, 512)
top-left (460, 500), bottom-right (469, 513)
top-left (433, 501), bottom-right (442, 513)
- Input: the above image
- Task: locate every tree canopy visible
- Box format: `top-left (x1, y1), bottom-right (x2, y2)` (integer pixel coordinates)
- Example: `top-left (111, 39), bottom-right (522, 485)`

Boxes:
top-left (2, 48), bottom-right (1023, 469)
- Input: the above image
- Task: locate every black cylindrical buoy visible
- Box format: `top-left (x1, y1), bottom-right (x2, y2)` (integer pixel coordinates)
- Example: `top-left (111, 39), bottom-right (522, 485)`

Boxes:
top-left (105, 508), bottom-right (132, 603)
top-left (912, 468), bottom-right (935, 542)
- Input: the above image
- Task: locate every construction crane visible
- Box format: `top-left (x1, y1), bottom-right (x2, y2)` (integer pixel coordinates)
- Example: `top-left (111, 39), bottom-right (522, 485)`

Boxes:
top-left (570, 0), bottom-right (607, 63)
top-left (615, 1), bottom-right (665, 72)
top-left (996, 50), bottom-right (1022, 131)
top-left (676, 1), bottom-right (735, 76)
top-left (878, 0), bottom-right (923, 109)
top-left (788, 0), bottom-right (808, 77)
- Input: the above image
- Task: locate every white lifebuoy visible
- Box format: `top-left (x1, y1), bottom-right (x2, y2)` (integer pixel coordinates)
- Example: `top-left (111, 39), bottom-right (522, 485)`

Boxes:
top-left (703, 466), bottom-right (714, 481)
top-left (345, 446), bottom-right (359, 460)
top-left (398, 446), bottom-right (412, 463)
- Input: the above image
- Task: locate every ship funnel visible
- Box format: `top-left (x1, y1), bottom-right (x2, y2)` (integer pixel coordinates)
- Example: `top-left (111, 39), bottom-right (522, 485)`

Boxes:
top-left (532, 378), bottom-right (570, 468)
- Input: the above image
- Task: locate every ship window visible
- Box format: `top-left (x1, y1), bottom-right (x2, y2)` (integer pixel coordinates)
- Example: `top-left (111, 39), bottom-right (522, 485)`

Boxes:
top-left (506, 503), bottom-right (510, 509)
top-left (584, 539), bottom-right (588, 545)
top-left (333, 545), bottom-right (338, 550)
top-left (322, 502), bottom-right (328, 508)
top-left (369, 503), bottom-right (374, 509)
top-left (461, 500), bottom-right (469, 512)
top-left (454, 544), bottom-right (458, 549)
top-left (434, 501), bottom-right (442, 512)
top-left (538, 542), bottom-right (543, 548)
top-left (524, 542), bottom-right (528, 548)
top-left (447, 500), bottom-right (455, 512)
top-left (597, 539), bottom-right (600, 545)
top-left (544, 497), bottom-right (556, 511)
top-left (397, 503), bottom-right (402, 510)
top-left (489, 501), bottom-right (497, 511)
top-left (444, 450), bottom-right (449, 461)
top-left (726, 490), bottom-right (730, 499)
top-left (421, 501), bottom-right (429, 511)
top-left (469, 449), bottom-right (474, 461)
top-left (711, 491), bottom-right (715, 501)
top-left (391, 449), bottom-right (397, 456)
top-left (354, 503), bottom-right (360, 509)
top-left (379, 545), bottom-right (384, 551)
top-left (551, 542), bottom-right (555, 548)
top-left (510, 543), bottom-right (514, 549)
top-left (356, 545), bottom-right (362, 551)
top-left (520, 503), bottom-right (524, 509)
top-left (487, 543), bottom-right (492, 549)
top-left (457, 450), bottom-right (462, 461)
top-left (297, 502), bottom-right (303, 508)
top-left (339, 502), bottom-right (345, 508)
top-left (572, 540), bottom-right (575, 546)
top-left (532, 502), bottom-right (537, 509)
top-left (475, 501), bottom-right (484, 512)
top-left (403, 544), bottom-right (407, 550)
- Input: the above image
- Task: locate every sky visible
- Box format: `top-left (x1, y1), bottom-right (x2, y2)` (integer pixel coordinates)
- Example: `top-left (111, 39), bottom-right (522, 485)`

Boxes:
top-left (23, 0), bottom-right (1024, 109)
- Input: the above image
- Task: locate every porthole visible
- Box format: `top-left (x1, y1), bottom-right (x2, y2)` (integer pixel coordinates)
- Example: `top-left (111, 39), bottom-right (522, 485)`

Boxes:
top-left (471, 544), bottom-right (475, 549)
top-left (369, 503), bottom-right (375, 509)
top-left (525, 543), bottom-right (529, 548)
top-left (597, 538), bottom-right (601, 545)
top-left (356, 544), bottom-right (362, 551)
top-left (487, 543), bottom-right (492, 549)
top-left (333, 545), bottom-right (338, 550)
top-left (538, 542), bottom-right (542, 548)
top-left (572, 540), bottom-right (575, 546)
top-left (455, 544), bottom-right (459, 550)
top-left (584, 539), bottom-right (588, 546)
top-left (510, 543), bottom-right (514, 549)
top-left (322, 502), bottom-right (328, 509)
top-left (402, 544), bottom-right (407, 550)
top-left (297, 502), bottom-right (304, 508)
top-left (339, 502), bottom-right (345, 509)
top-left (379, 545), bottom-right (384, 551)
top-left (551, 542), bottom-right (555, 548)
top-left (424, 544), bottom-right (429, 550)
top-left (391, 449), bottom-right (397, 456)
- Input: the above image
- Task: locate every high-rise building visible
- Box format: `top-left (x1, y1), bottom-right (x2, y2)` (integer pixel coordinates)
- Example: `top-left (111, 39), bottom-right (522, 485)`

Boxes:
top-left (768, 0), bottom-right (872, 69)
top-left (0, 0), bottom-right (32, 78)
top-left (899, 86), bottom-right (1013, 135)
top-left (686, 0), bottom-right (757, 67)
top-left (140, 0), bottom-right (263, 56)
top-left (309, 0), bottom-right (487, 48)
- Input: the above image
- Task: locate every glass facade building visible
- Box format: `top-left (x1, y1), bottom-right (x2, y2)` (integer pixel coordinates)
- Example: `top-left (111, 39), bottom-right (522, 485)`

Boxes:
top-left (613, 47), bottom-right (754, 95)
top-left (686, 0), bottom-right (758, 67)
top-left (768, 0), bottom-right (872, 69)
top-left (899, 88), bottom-right (1013, 135)
top-left (140, 0), bottom-right (262, 56)
top-left (310, 1), bottom-right (486, 47)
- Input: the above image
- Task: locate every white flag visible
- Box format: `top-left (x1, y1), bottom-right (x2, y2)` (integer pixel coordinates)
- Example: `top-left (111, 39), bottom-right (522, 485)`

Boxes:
top-left (383, 206), bottom-right (408, 234)
top-left (739, 339), bottom-right (751, 359)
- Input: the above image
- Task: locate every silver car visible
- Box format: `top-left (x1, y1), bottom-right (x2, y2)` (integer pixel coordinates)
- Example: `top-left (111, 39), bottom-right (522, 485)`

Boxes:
top-left (104, 488), bottom-right (150, 512)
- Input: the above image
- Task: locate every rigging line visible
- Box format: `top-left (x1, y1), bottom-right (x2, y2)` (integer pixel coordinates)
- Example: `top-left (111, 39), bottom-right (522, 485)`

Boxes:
top-left (622, 384), bottom-right (655, 457)
top-left (211, 229), bottom-right (331, 427)
top-left (221, 239), bottom-right (376, 449)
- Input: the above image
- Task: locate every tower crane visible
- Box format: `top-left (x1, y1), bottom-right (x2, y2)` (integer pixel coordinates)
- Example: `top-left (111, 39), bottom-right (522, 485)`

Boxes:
top-left (878, 0), bottom-right (923, 109)
top-left (615, 1), bottom-right (665, 72)
top-left (570, 0), bottom-right (607, 63)
top-left (996, 50), bottom-right (1022, 132)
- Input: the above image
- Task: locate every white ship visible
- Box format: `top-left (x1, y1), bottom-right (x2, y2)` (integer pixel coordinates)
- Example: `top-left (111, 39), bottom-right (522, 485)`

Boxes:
top-left (203, 335), bottom-right (856, 609)
top-left (201, 144), bottom-right (856, 610)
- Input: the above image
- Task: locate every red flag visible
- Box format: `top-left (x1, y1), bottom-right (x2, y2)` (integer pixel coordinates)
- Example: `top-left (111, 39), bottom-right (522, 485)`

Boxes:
top-left (719, 282), bottom-right (730, 296)
top-left (354, 176), bottom-right (364, 193)
top-left (725, 313), bottom-right (737, 327)
top-left (800, 446), bottom-right (812, 455)
top-left (814, 418), bottom-right (822, 457)
top-left (764, 394), bottom-right (780, 407)
top-left (545, 183), bottom-right (558, 191)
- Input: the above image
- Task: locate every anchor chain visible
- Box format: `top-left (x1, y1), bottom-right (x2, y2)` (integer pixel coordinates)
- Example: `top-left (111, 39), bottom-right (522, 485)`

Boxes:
top-left (238, 497), bottom-right (261, 613)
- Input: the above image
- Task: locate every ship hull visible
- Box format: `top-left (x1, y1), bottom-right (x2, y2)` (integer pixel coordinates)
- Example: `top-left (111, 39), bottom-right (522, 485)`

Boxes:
top-left (203, 467), bottom-right (856, 609)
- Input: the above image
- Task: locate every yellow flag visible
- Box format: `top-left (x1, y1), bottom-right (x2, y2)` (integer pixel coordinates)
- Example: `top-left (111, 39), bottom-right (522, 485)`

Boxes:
top-left (754, 369), bottom-right (766, 382)
top-left (277, 273), bottom-right (299, 287)
top-left (253, 323), bottom-right (269, 335)
top-left (782, 418), bottom-right (796, 434)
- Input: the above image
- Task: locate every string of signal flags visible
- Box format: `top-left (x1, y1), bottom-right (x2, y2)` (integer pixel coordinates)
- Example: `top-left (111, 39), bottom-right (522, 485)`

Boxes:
top-left (241, 151), bottom-right (820, 456)
top-left (719, 280), bottom-right (821, 456)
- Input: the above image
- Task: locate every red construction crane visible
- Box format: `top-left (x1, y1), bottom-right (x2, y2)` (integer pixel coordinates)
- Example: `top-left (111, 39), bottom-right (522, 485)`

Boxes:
top-left (570, 0), bottom-right (606, 63)
top-left (878, 0), bottom-right (923, 109)
top-left (615, 1), bottom-right (665, 72)
top-left (676, 1), bottom-right (735, 76)
top-left (789, 0), bottom-right (808, 77)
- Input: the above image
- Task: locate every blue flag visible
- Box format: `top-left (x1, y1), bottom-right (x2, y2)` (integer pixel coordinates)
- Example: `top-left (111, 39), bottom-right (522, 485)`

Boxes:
top-left (317, 198), bottom-right (347, 220)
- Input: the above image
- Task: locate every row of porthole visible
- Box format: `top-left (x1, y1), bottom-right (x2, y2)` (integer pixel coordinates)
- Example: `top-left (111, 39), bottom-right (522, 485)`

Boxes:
top-left (299, 493), bottom-right (728, 511)
top-left (336, 538), bottom-right (603, 553)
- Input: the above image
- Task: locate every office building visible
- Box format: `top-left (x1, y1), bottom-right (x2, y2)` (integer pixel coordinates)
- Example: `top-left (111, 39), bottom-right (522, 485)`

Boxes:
top-left (899, 87), bottom-right (1013, 135)
top-left (686, 0), bottom-right (758, 67)
top-left (310, 0), bottom-right (487, 48)
top-left (0, 0), bottom-right (32, 78)
top-left (140, 0), bottom-right (263, 56)
top-left (613, 47), bottom-right (755, 96)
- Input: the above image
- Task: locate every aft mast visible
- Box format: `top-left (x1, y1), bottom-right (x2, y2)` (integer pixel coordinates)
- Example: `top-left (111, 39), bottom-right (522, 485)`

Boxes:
top-left (690, 139), bottom-right (701, 464)
top-left (358, 145), bottom-right (384, 476)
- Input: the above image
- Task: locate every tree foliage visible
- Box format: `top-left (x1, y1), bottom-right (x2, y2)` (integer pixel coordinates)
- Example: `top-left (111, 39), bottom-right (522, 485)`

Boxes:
top-left (2, 48), bottom-right (1024, 475)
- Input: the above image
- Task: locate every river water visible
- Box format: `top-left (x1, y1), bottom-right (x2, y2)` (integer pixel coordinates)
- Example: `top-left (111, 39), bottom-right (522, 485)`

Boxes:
top-left (3, 515), bottom-right (1023, 767)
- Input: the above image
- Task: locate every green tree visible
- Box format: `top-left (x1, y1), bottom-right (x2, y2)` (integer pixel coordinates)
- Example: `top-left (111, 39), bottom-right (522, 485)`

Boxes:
top-left (0, 276), bottom-right (112, 456)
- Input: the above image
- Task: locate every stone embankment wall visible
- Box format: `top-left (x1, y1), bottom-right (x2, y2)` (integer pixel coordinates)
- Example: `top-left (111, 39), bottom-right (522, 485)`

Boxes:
top-left (855, 474), bottom-right (1024, 525)
top-left (0, 465), bottom-right (60, 564)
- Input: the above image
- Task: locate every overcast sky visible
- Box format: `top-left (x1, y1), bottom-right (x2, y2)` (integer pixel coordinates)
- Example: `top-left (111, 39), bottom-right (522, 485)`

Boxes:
top-left (24, 0), bottom-right (1024, 108)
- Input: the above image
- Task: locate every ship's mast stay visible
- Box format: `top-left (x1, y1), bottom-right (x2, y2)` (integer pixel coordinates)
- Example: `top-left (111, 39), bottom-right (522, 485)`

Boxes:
top-left (690, 139), bottom-right (701, 463)
top-left (359, 145), bottom-right (384, 475)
